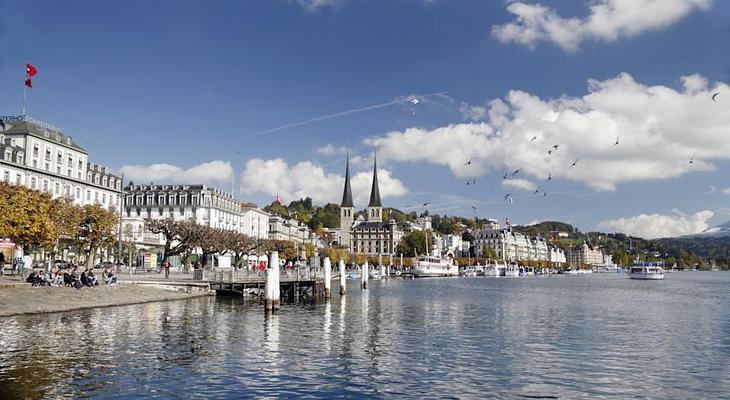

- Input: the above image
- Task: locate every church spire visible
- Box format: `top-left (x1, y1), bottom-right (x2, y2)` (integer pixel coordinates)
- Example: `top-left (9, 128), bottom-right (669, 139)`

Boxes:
top-left (368, 152), bottom-right (382, 207)
top-left (340, 149), bottom-right (354, 207)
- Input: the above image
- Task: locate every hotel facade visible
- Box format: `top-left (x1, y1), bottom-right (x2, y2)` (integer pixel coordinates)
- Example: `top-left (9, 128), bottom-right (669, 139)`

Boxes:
top-left (0, 115), bottom-right (121, 208)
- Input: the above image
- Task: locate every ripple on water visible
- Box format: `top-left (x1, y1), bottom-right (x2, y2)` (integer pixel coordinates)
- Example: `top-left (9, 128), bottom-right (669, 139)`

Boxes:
top-left (0, 273), bottom-right (729, 398)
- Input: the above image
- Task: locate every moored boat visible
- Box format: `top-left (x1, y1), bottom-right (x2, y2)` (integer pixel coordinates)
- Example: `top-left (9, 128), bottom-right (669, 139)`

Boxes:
top-left (628, 263), bottom-right (664, 280)
top-left (412, 255), bottom-right (458, 277)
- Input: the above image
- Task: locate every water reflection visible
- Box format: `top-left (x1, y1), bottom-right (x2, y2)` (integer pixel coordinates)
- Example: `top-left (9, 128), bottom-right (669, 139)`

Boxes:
top-left (0, 274), bottom-right (729, 398)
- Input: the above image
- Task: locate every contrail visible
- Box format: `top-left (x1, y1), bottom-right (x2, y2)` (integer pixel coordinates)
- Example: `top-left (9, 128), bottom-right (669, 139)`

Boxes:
top-left (245, 91), bottom-right (449, 138)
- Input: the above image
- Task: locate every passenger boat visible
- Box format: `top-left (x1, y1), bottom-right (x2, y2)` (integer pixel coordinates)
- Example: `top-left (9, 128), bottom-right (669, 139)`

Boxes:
top-left (484, 260), bottom-right (505, 277)
top-left (504, 262), bottom-right (520, 277)
top-left (628, 263), bottom-right (664, 280)
top-left (412, 255), bottom-right (458, 277)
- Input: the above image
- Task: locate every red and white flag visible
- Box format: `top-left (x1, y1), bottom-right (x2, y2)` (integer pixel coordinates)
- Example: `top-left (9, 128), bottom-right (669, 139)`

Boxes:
top-left (26, 63), bottom-right (38, 77)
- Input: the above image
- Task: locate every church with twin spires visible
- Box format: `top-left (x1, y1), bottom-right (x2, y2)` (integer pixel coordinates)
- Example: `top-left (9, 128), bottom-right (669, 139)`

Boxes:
top-left (339, 153), bottom-right (404, 256)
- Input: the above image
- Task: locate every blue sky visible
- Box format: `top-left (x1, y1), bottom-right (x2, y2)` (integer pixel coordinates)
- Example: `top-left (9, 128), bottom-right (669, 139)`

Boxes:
top-left (1, 0), bottom-right (730, 238)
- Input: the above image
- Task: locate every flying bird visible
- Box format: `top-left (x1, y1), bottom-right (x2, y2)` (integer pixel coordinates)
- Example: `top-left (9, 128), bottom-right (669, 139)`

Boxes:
top-left (547, 150), bottom-right (553, 155)
top-left (613, 136), bottom-right (620, 146)
top-left (553, 144), bottom-right (559, 150)
top-left (533, 188), bottom-right (540, 195)
top-left (570, 158), bottom-right (579, 168)
top-left (463, 159), bottom-right (472, 166)
top-left (422, 202), bottom-right (430, 207)
top-left (502, 173), bottom-right (509, 180)
top-left (543, 191), bottom-right (548, 197)
top-left (689, 153), bottom-right (697, 164)
top-left (712, 92), bottom-right (719, 102)
top-left (530, 136), bottom-right (537, 143)
top-left (504, 194), bottom-right (513, 204)
top-left (546, 173), bottom-right (552, 181)
top-left (410, 98), bottom-right (421, 105)
top-left (511, 169), bottom-right (521, 176)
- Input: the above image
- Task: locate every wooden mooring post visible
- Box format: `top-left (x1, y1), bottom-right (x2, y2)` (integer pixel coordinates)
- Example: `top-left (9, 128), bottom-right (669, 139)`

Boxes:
top-left (323, 257), bottom-right (332, 299)
top-left (265, 251), bottom-right (280, 312)
top-left (339, 259), bottom-right (346, 295)
top-left (361, 262), bottom-right (369, 290)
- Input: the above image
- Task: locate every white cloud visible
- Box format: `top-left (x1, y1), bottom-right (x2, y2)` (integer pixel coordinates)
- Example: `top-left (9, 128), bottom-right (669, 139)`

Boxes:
top-left (316, 144), bottom-right (349, 156)
top-left (492, 0), bottom-right (711, 51)
top-left (120, 161), bottom-right (233, 186)
top-left (290, 0), bottom-right (338, 11)
top-left (366, 73), bottom-right (729, 191)
top-left (502, 178), bottom-right (537, 192)
top-left (239, 158), bottom-right (408, 206)
top-left (597, 210), bottom-right (714, 239)
top-left (722, 187), bottom-right (730, 195)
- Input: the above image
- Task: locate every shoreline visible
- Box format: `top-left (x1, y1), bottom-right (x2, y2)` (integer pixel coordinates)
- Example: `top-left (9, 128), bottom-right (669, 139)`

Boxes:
top-left (0, 283), bottom-right (212, 318)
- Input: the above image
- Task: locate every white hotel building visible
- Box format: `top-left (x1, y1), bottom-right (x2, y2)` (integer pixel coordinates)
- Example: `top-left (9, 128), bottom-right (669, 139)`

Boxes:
top-left (0, 115), bottom-right (121, 207)
top-left (122, 184), bottom-right (270, 246)
top-left (473, 225), bottom-right (566, 265)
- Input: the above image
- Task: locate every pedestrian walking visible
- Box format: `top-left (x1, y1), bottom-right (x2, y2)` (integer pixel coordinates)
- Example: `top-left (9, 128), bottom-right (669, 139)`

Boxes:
top-left (163, 261), bottom-right (170, 279)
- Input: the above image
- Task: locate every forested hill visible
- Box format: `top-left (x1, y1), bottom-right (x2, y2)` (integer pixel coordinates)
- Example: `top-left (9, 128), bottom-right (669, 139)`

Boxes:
top-left (257, 198), bottom-right (727, 268)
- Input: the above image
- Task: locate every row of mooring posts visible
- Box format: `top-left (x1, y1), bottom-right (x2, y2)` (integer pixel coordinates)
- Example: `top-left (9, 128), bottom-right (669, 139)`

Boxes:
top-left (264, 251), bottom-right (373, 312)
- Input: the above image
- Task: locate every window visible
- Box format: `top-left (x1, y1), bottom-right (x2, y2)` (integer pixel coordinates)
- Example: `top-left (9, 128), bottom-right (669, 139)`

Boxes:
top-left (32, 160), bottom-right (37, 168)
top-left (94, 175), bottom-right (99, 184)
top-left (76, 188), bottom-right (80, 199)
top-left (31, 177), bottom-right (36, 189)
top-left (57, 152), bottom-right (62, 163)
top-left (95, 192), bottom-right (99, 202)
top-left (43, 180), bottom-right (48, 191)
top-left (4, 171), bottom-right (10, 182)
top-left (136, 195), bottom-right (143, 205)
top-left (102, 193), bottom-right (106, 203)
top-left (54, 182), bottom-right (59, 195)
top-left (102, 177), bottom-right (107, 187)
top-left (56, 166), bottom-right (61, 174)
top-left (67, 155), bottom-right (73, 167)
top-left (33, 145), bottom-right (39, 157)
top-left (78, 172), bottom-right (81, 179)
top-left (64, 185), bottom-right (70, 196)
top-left (45, 149), bottom-right (51, 161)
top-left (17, 154), bottom-right (24, 164)
top-left (86, 190), bottom-right (90, 201)
top-left (78, 160), bottom-right (83, 170)
top-left (158, 195), bottom-right (165, 205)
top-left (67, 169), bottom-right (72, 177)
top-left (3, 149), bottom-right (10, 161)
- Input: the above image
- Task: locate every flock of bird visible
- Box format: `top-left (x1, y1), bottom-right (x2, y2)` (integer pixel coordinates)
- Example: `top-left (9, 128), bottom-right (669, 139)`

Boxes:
top-left (401, 90), bottom-right (720, 213)
top-left (456, 91), bottom-right (721, 207)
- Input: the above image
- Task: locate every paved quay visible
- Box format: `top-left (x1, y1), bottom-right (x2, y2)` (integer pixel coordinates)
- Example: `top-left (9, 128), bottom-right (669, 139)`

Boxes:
top-left (0, 280), bottom-right (209, 317)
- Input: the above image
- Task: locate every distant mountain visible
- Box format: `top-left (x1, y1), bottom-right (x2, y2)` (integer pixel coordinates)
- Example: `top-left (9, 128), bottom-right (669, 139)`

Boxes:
top-left (682, 220), bottom-right (730, 238)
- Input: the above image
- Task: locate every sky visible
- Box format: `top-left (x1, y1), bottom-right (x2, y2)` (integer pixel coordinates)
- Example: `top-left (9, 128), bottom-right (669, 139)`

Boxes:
top-left (1, 0), bottom-right (730, 239)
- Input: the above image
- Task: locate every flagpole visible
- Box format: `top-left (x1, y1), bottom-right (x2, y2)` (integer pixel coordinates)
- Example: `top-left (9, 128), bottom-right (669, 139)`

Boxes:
top-left (22, 73), bottom-right (27, 117)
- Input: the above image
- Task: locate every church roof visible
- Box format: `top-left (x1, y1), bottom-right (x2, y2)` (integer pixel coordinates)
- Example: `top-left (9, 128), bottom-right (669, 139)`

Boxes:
top-left (368, 153), bottom-right (382, 207)
top-left (341, 151), bottom-right (354, 207)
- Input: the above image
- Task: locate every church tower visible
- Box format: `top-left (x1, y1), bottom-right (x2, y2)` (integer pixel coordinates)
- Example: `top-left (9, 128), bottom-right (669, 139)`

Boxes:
top-left (339, 150), bottom-right (354, 248)
top-left (366, 153), bottom-right (383, 222)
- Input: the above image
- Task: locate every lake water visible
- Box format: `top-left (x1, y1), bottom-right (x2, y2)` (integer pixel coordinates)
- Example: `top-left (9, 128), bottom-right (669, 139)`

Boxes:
top-left (1, 273), bottom-right (729, 399)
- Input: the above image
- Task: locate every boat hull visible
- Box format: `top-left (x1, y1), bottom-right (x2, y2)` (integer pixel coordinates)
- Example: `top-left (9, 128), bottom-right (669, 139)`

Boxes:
top-left (629, 273), bottom-right (664, 280)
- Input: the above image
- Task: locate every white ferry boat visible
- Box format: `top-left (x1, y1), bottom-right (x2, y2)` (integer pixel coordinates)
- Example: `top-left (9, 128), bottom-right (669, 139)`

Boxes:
top-left (484, 260), bottom-right (505, 277)
top-left (628, 263), bottom-right (664, 280)
top-left (504, 262), bottom-right (520, 277)
top-left (412, 255), bottom-right (458, 278)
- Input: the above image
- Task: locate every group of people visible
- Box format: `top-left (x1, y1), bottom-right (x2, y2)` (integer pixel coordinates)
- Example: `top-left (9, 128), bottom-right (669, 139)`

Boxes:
top-left (25, 265), bottom-right (117, 288)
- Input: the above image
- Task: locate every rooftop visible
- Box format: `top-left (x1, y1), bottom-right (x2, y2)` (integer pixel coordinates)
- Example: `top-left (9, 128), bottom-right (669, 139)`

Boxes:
top-left (0, 115), bottom-right (87, 153)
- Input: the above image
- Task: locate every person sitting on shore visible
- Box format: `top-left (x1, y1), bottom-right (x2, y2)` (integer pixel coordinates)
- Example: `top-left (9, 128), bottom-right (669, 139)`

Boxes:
top-left (80, 270), bottom-right (89, 286)
top-left (87, 270), bottom-right (98, 286)
top-left (105, 269), bottom-right (117, 285)
top-left (26, 271), bottom-right (44, 287)
top-left (51, 270), bottom-right (64, 287)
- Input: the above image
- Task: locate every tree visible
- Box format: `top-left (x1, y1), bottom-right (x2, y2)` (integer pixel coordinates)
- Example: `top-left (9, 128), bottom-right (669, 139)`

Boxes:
top-left (481, 245), bottom-right (496, 259)
top-left (0, 182), bottom-right (57, 253)
top-left (78, 205), bottom-right (118, 268)
top-left (396, 230), bottom-right (432, 257)
top-left (147, 219), bottom-right (202, 265)
top-left (50, 197), bottom-right (82, 258)
top-left (262, 239), bottom-right (298, 261)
